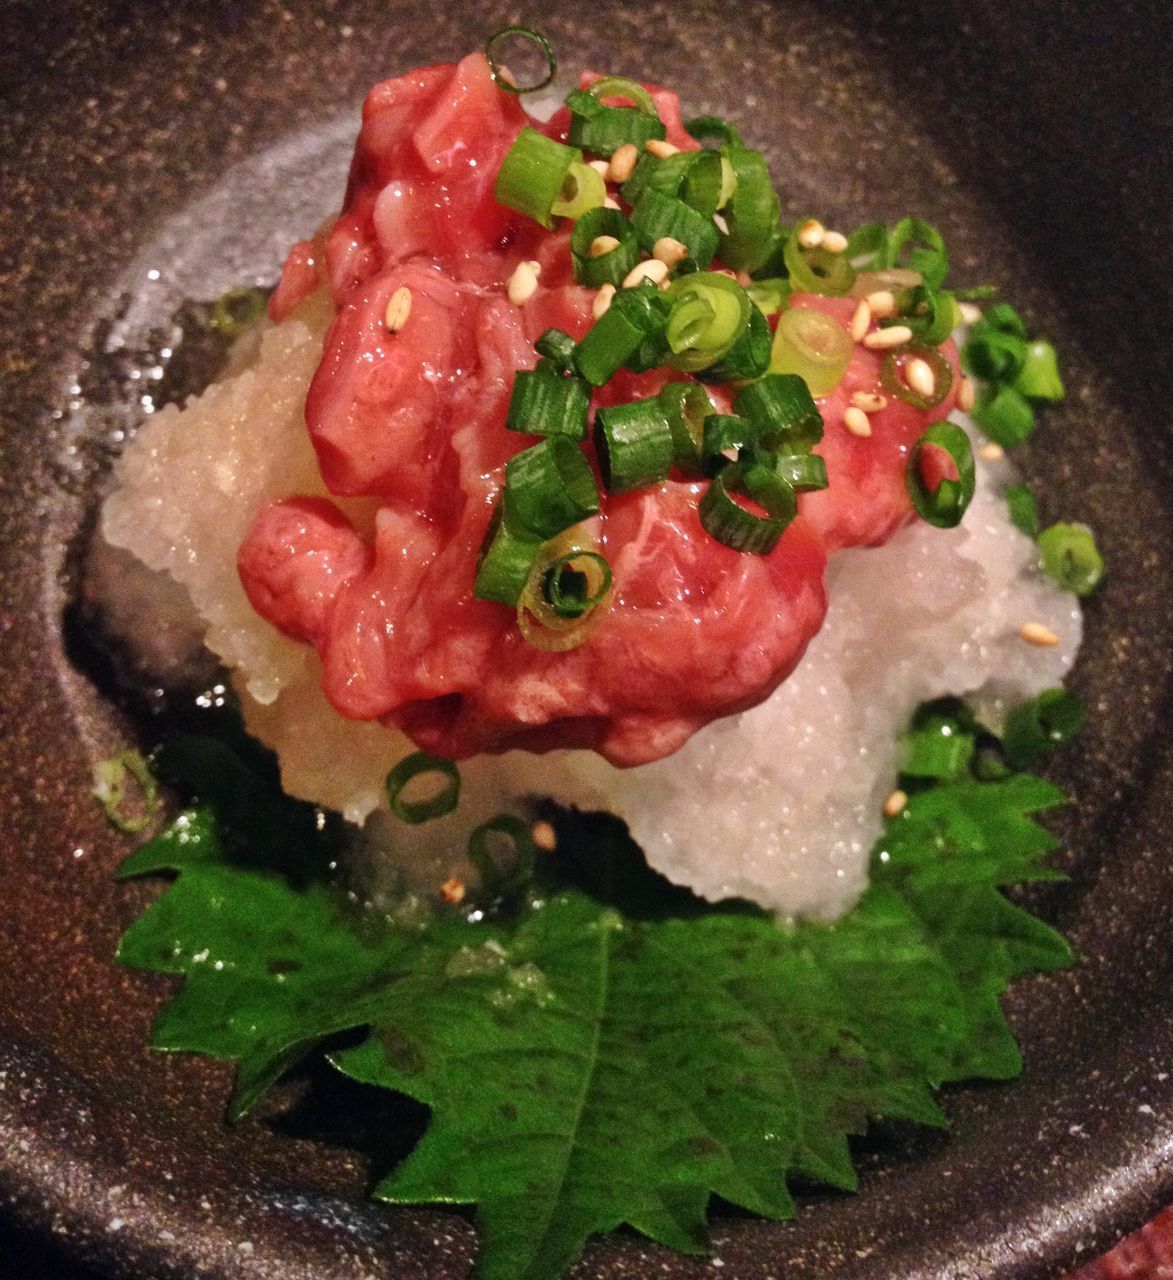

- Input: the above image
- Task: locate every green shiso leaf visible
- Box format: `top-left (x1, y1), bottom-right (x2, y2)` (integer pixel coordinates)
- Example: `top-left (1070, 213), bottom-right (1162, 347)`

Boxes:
top-left (116, 729), bottom-right (1073, 1280)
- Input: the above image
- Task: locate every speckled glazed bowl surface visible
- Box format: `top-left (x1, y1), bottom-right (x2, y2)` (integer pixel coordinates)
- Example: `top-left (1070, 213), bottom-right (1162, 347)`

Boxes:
top-left (1, 1), bottom-right (1171, 1278)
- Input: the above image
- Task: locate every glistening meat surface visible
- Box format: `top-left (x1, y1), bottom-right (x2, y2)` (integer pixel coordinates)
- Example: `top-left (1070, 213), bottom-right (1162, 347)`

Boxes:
top-left (240, 54), bottom-right (956, 766)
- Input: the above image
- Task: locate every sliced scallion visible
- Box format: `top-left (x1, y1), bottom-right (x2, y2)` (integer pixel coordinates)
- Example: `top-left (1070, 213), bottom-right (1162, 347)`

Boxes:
top-left (972, 383), bottom-right (1035, 447)
top-left (210, 286), bottom-right (267, 338)
top-left (1014, 340), bottom-right (1065, 402)
top-left (1004, 483), bottom-right (1039, 538)
top-left (658, 380), bottom-right (712, 472)
top-left (573, 284), bottom-right (671, 385)
top-left (595, 397), bottom-right (675, 492)
top-left (769, 452), bottom-right (829, 492)
top-left (684, 114), bottom-right (745, 149)
top-left (747, 277), bottom-right (790, 317)
top-left (631, 189), bottom-right (719, 267)
top-left (569, 206), bottom-right (640, 288)
top-left (566, 87), bottom-right (665, 157)
top-left (551, 161), bottom-right (606, 220)
top-left (505, 362), bottom-right (590, 439)
top-left (896, 286), bottom-right (960, 346)
top-left (543, 549), bottom-right (613, 617)
top-left (518, 533), bottom-right (613, 651)
top-left (886, 218), bottom-right (949, 289)
top-left (495, 127), bottom-right (583, 229)
top-left (880, 342), bottom-right (954, 410)
top-left (906, 421), bottom-right (975, 528)
top-left (699, 302), bottom-right (772, 383)
top-left (534, 328), bottom-right (577, 372)
top-left (735, 373), bottom-right (824, 451)
top-left (92, 749), bottom-right (159, 835)
top-left (484, 27), bottom-right (557, 94)
top-left (699, 462), bottom-right (797, 554)
top-left (586, 75), bottom-right (658, 115)
top-left (467, 814), bottom-right (537, 900)
top-left (664, 272), bottom-right (749, 372)
top-left (769, 306), bottom-right (853, 396)
top-left (718, 148), bottom-right (782, 273)
top-left (1037, 522), bottom-right (1104, 596)
top-left (386, 752), bottom-right (461, 824)
top-left (702, 413), bottom-right (758, 470)
top-left (505, 437), bottom-right (600, 538)
top-left (783, 225), bottom-right (856, 295)
top-left (474, 500), bottom-right (542, 604)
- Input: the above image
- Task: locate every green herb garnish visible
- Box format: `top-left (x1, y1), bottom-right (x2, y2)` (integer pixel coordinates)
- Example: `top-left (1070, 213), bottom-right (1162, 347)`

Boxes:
top-left (116, 711), bottom-right (1075, 1280)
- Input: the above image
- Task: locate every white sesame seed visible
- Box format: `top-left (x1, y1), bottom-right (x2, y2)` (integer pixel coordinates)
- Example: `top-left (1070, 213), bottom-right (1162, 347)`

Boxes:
top-left (592, 283), bottom-right (616, 318)
top-left (622, 258), bottom-right (670, 289)
top-left (958, 375), bottom-right (976, 412)
top-left (383, 286), bottom-right (412, 333)
top-left (821, 229), bottom-right (849, 254)
top-left (850, 298), bottom-right (872, 343)
top-left (883, 789), bottom-right (908, 818)
top-left (1021, 622), bottom-right (1060, 647)
top-left (865, 289), bottom-right (898, 318)
top-left (979, 442), bottom-right (1005, 462)
top-left (645, 138), bottom-right (679, 159)
top-left (851, 390), bottom-right (888, 413)
top-left (590, 235), bottom-right (621, 258)
top-left (587, 158), bottom-right (611, 178)
top-left (607, 143), bottom-right (638, 183)
top-left (603, 195), bottom-right (621, 210)
top-left (863, 325), bottom-right (913, 350)
top-left (844, 406), bottom-right (872, 438)
top-left (796, 218), bottom-right (825, 249)
top-left (905, 356), bottom-right (937, 399)
top-left (506, 260), bottom-right (539, 305)
top-left (652, 236), bottom-right (688, 266)
top-left (531, 820), bottom-right (557, 851)
top-left (712, 212), bottom-right (730, 234)
top-left (959, 301), bottom-right (983, 325)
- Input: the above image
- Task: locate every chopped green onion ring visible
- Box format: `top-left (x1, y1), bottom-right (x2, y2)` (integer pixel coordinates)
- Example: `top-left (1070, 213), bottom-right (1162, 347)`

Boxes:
top-left (906, 421), bottom-right (975, 529)
top-left (518, 533), bottom-right (614, 651)
top-left (93, 749), bottom-right (159, 835)
top-left (699, 462), bottom-right (797, 555)
top-left (880, 342), bottom-right (954, 410)
top-left (544, 550), bottom-right (613, 617)
top-left (587, 75), bottom-right (659, 116)
top-left (467, 814), bottom-right (538, 900)
top-left (657, 380), bottom-right (711, 472)
top-left (474, 500), bottom-right (542, 604)
top-left (569, 206), bottom-right (641, 288)
top-left (735, 373), bottom-right (824, 451)
top-left (386, 752), bottom-right (461, 824)
top-left (718, 148), bottom-right (782, 273)
top-left (505, 362), bottom-right (590, 439)
top-left (1038, 522), bottom-right (1105, 596)
top-left (210, 286), bottom-right (267, 338)
top-left (551, 161), bottom-right (607, 220)
top-left (769, 306), bottom-right (853, 395)
top-left (972, 383), bottom-right (1035, 447)
top-left (484, 27), bottom-right (557, 94)
top-left (783, 228), bottom-right (857, 296)
top-left (1004, 484), bottom-right (1039, 538)
top-left (1014, 340), bottom-right (1065, 402)
top-left (505, 437), bottom-right (600, 538)
top-left (595, 397), bottom-right (676, 492)
top-left (684, 114), bottom-right (745, 149)
top-left (495, 127), bottom-right (582, 229)
top-left (664, 272), bottom-right (749, 372)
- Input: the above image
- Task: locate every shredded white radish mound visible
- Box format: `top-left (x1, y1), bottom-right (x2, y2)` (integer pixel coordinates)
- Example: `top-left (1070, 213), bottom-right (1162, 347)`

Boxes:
top-left (100, 306), bottom-right (1081, 920)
